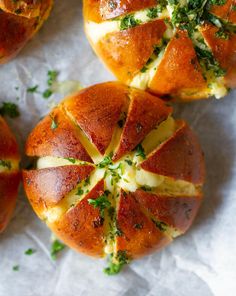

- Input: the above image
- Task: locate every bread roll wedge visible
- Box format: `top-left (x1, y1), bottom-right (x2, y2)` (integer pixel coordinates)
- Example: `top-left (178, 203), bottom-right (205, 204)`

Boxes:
top-left (0, 117), bottom-right (20, 233)
top-left (0, 0), bottom-right (53, 64)
top-left (23, 82), bottom-right (205, 271)
top-left (84, 0), bottom-right (236, 101)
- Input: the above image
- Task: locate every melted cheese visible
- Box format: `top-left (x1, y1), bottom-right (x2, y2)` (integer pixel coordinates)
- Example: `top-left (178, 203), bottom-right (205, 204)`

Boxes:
top-left (209, 79), bottom-right (228, 99)
top-left (86, 7), bottom-right (169, 43)
top-left (142, 116), bottom-right (176, 155)
top-left (63, 108), bottom-right (103, 164)
top-left (37, 156), bottom-right (91, 169)
top-left (39, 116), bottom-right (197, 229)
top-left (130, 49), bottom-right (165, 89)
top-left (45, 168), bottom-right (105, 224)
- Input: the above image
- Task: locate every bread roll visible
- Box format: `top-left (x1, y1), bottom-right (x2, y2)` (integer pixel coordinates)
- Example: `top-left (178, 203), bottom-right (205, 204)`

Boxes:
top-left (84, 0), bottom-right (236, 100)
top-left (0, 0), bottom-right (53, 64)
top-left (23, 82), bottom-right (205, 270)
top-left (0, 117), bottom-right (20, 233)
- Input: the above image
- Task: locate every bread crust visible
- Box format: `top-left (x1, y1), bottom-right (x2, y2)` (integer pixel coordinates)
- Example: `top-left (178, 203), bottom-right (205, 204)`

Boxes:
top-left (0, 117), bottom-right (20, 233)
top-left (141, 120), bottom-right (205, 185)
top-left (0, 0), bottom-right (53, 64)
top-left (200, 23), bottom-right (236, 88)
top-left (84, 0), bottom-right (236, 100)
top-left (0, 172), bottom-right (21, 233)
top-left (84, 0), bottom-right (157, 23)
top-left (23, 82), bottom-right (205, 259)
top-left (97, 19), bottom-right (167, 82)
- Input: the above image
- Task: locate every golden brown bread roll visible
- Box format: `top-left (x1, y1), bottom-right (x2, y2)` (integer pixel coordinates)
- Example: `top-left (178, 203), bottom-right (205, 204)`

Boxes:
top-left (0, 0), bottom-right (53, 64)
top-left (0, 116), bottom-right (20, 233)
top-left (84, 0), bottom-right (236, 101)
top-left (23, 82), bottom-right (205, 272)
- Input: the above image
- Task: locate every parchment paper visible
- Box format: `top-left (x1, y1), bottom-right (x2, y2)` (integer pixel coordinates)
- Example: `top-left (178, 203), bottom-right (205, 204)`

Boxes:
top-left (0, 1), bottom-right (236, 295)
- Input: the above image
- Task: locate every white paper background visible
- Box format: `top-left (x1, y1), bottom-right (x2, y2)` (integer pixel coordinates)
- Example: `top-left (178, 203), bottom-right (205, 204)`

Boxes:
top-left (0, 1), bottom-right (236, 295)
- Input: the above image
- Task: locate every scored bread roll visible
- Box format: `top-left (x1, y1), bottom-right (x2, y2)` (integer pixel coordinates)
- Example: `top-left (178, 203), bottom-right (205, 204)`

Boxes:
top-left (84, 0), bottom-right (236, 101)
top-left (0, 117), bottom-right (20, 233)
top-left (0, 0), bottom-right (53, 64)
top-left (23, 82), bottom-right (205, 271)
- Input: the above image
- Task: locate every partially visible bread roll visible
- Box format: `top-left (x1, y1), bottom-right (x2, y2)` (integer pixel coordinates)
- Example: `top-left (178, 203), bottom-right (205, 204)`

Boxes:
top-left (0, 0), bottom-right (53, 64)
top-left (0, 116), bottom-right (20, 233)
top-left (84, 0), bottom-right (236, 100)
top-left (23, 82), bottom-right (205, 270)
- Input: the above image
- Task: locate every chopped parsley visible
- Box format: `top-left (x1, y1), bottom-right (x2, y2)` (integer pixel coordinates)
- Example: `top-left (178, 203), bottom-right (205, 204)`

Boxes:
top-left (50, 115), bottom-right (58, 130)
top-left (104, 250), bottom-right (130, 275)
top-left (140, 185), bottom-right (152, 192)
top-left (64, 157), bottom-right (76, 164)
top-left (51, 239), bottom-right (66, 260)
top-left (47, 70), bottom-right (58, 86)
top-left (0, 102), bottom-right (20, 118)
top-left (0, 159), bottom-right (12, 170)
top-left (24, 248), bottom-right (36, 255)
top-left (215, 28), bottom-right (229, 39)
top-left (84, 177), bottom-right (90, 186)
top-left (43, 70), bottom-right (58, 99)
top-left (115, 223), bottom-right (123, 237)
top-left (27, 85), bottom-right (39, 93)
top-left (147, 7), bottom-right (160, 19)
top-left (88, 191), bottom-right (111, 218)
top-left (135, 144), bottom-right (146, 159)
top-left (97, 153), bottom-right (113, 168)
top-left (120, 14), bottom-right (141, 30)
top-left (76, 188), bottom-right (84, 196)
top-left (195, 46), bottom-right (226, 77)
top-left (124, 159), bottom-right (133, 166)
top-left (108, 206), bottom-right (115, 220)
top-left (12, 265), bottom-right (19, 271)
top-left (43, 89), bottom-right (53, 99)
top-left (168, 0), bottom-right (228, 37)
top-left (27, 70), bottom-right (58, 99)
top-left (140, 66), bottom-right (148, 73)
top-left (152, 219), bottom-right (168, 232)
top-left (134, 223), bottom-right (143, 229)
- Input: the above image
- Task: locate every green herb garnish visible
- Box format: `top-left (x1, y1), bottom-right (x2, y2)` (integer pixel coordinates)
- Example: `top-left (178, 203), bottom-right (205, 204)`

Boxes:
top-left (50, 115), bottom-right (58, 130)
top-left (140, 185), bottom-right (152, 192)
top-left (25, 248), bottom-right (36, 255)
top-left (27, 85), bottom-right (39, 93)
top-left (124, 159), bottom-right (133, 166)
top-left (43, 89), bottom-right (53, 99)
top-left (120, 14), bottom-right (141, 30)
top-left (0, 102), bottom-right (20, 118)
top-left (134, 223), bottom-right (143, 229)
top-left (47, 70), bottom-right (58, 86)
top-left (135, 144), bottom-right (146, 159)
top-left (152, 219), bottom-right (168, 232)
top-left (97, 153), bottom-right (113, 168)
top-left (0, 159), bottom-right (12, 170)
top-left (65, 158), bottom-right (76, 164)
top-left (88, 191), bottom-right (111, 218)
top-left (51, 239), bottom-right (66, 260)
top-left (104, 250), bottom-right (130, 275)
top-left (13, 265), bottom-right (19, 271)
top-left (76, 188), bottom-right (84, 196)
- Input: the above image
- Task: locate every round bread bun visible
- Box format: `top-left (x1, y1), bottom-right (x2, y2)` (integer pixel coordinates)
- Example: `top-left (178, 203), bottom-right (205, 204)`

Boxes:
top-left (0, 0), bottom-right (53, 64)
top-left (84, 0), bottom-right (236, 101)
top-left (23, 82), bottom-right (205, 272)
top-left (0, 116), bottom-right (20, 233)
